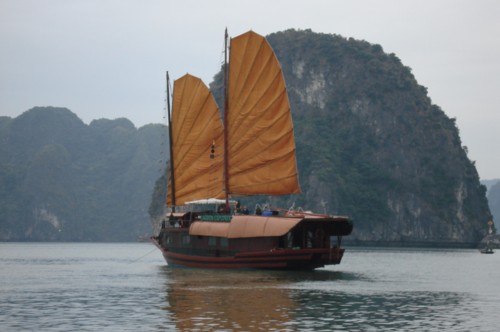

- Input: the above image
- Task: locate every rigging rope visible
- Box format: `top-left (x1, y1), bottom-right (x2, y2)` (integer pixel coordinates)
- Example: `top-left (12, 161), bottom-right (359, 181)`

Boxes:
top-left (129, 245), bottom-right (158, 264)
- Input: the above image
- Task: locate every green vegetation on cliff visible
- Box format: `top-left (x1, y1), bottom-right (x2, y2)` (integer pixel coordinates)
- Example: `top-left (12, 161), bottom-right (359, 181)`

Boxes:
top-left (268, 29), bottom-right (490, 244)
top-left (0, 107), bottom-right (166, 241)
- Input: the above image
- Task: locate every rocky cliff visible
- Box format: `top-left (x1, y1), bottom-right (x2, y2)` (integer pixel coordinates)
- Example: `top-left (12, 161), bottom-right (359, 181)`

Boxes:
top-left (268, 29), bottom-right (491, 245)
top-left (196, 29), bottom-right (491, 246)
top-left (0, 107), bottom-right (166, 241)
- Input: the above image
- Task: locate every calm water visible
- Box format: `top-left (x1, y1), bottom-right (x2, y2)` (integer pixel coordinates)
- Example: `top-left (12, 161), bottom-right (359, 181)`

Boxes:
top-left (1, 243), bottom-right (498, 331)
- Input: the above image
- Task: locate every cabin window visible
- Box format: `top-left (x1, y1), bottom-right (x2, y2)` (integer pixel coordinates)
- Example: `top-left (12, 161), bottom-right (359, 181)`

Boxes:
top-left (307, 231), bottom-right (313, 248)
top-left (208, 237), bottom-right (216, 246)
top-left (284, 232), bottom-right (293, 248)
top-left (220, 237), bottom-right (228, 247)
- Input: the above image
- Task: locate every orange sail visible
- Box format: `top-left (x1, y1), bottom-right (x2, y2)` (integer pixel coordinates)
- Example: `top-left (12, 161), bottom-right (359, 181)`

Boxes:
top-left (167, 31), bottom-right (300, 206)
top-left (166, 74), bottom-right (224, 206)
top-left (227, 31), bottom-right (301, 196)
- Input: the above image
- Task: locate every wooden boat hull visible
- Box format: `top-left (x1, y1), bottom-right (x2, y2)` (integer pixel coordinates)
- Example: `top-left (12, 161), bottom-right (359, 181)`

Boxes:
top-left (152, 238), bottom-right (345, 269)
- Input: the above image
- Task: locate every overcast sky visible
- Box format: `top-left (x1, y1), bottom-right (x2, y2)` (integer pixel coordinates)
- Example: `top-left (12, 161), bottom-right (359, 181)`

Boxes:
top-left (1, 0), bottom-right (499, 179)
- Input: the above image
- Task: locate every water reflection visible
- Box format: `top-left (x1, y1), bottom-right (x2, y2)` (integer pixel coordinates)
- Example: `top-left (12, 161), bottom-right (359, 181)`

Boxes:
top-left (288, 290), bottom-right (479, 331)
top-left (159, 267), bottom-right (482, 331)
top-left (159, 268), bottom-right (307, 331)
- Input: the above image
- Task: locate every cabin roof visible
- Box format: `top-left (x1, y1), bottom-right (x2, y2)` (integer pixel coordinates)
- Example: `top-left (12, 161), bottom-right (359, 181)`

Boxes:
top-left (189, 215), bottom-right (302, 238)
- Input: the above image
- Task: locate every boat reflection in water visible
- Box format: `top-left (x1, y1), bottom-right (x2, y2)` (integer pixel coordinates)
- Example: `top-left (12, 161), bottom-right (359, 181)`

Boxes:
top-left (160, 267), bottom-right (307, 331)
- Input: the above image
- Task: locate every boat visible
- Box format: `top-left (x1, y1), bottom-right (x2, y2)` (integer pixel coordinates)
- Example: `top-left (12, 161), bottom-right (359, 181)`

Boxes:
top-left (480, 239), bottom-right (494, 254)
top-left (480, 246), bottom-right (494, 254)
top-left (152, 30), bottom-right (353, 269)
top-left (480, 221), bottom-right (495, 254)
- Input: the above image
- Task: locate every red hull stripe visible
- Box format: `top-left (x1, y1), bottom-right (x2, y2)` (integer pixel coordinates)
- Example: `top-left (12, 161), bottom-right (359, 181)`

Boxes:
top-left (151, 238), bottom-right (344, 269)
top-left (161, 249), bottom-right (344, 269)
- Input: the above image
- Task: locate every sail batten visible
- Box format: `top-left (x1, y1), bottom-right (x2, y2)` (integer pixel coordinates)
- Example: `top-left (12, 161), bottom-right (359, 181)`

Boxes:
top-left (174, 90), bottom-right (215, 167)
top-left (227, 31), bottom-right (300, 196)
top-left (228, 71), bottom-right (284, 138)
top-left (167, 74), bottom-right (224, 206)
top-left (229, 115), bottom-right (294, 170)
top-left (229, 46), bottom-right (274, 120)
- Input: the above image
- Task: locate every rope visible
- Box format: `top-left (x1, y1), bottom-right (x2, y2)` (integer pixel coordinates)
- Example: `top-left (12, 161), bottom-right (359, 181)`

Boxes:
top-left (129, 246), bottom-right (158, 264)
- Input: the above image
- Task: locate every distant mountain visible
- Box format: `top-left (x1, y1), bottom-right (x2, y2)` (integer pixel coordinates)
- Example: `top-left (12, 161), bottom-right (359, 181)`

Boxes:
top-left (481, 179), bottom-right (499, 233)
top-left (0, 107), bottom-right (166, 241)
top-left (482, 179), bottom-right (500, 192)
top-left (487, 182), bottom-right (500, 231)
top-left (151, 29), bottom-right (491, 246)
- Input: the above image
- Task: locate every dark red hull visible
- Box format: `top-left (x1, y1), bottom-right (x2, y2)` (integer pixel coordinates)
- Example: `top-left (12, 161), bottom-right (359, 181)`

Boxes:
top-left (152, 237), bottom-right (345, 269)
top-left (152, 212), bottom-right (352, 270)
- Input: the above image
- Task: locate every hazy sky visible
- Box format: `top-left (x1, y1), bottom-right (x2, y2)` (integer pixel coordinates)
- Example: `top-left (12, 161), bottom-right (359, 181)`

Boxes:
top-left (1, 0), bottom-right (499, 179)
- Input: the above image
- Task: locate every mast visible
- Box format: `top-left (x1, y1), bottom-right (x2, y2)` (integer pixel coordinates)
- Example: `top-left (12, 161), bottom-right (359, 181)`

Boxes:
top-left (223, 28), bottom-right (230, 212)
top-left (166, 71), bottom-right (176, 211)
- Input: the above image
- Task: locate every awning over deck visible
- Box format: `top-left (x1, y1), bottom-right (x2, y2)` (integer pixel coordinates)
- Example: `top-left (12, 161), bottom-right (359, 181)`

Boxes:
top-left (189, 215), bottom-right (302, 239)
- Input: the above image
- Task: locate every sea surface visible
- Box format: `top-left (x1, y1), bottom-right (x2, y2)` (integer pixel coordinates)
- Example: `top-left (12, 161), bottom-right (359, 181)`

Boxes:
top-left (1, 243), bottom-right (498, 331)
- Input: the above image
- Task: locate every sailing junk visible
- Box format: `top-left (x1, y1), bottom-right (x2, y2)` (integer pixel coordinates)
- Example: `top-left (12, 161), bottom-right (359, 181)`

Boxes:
top-left (152, 31), bottom-right (353, 269)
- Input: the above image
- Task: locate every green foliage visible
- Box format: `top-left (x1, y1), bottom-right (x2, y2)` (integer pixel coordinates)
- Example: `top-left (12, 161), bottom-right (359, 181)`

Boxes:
top-left (0, 107), bottom-right (166, 241)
